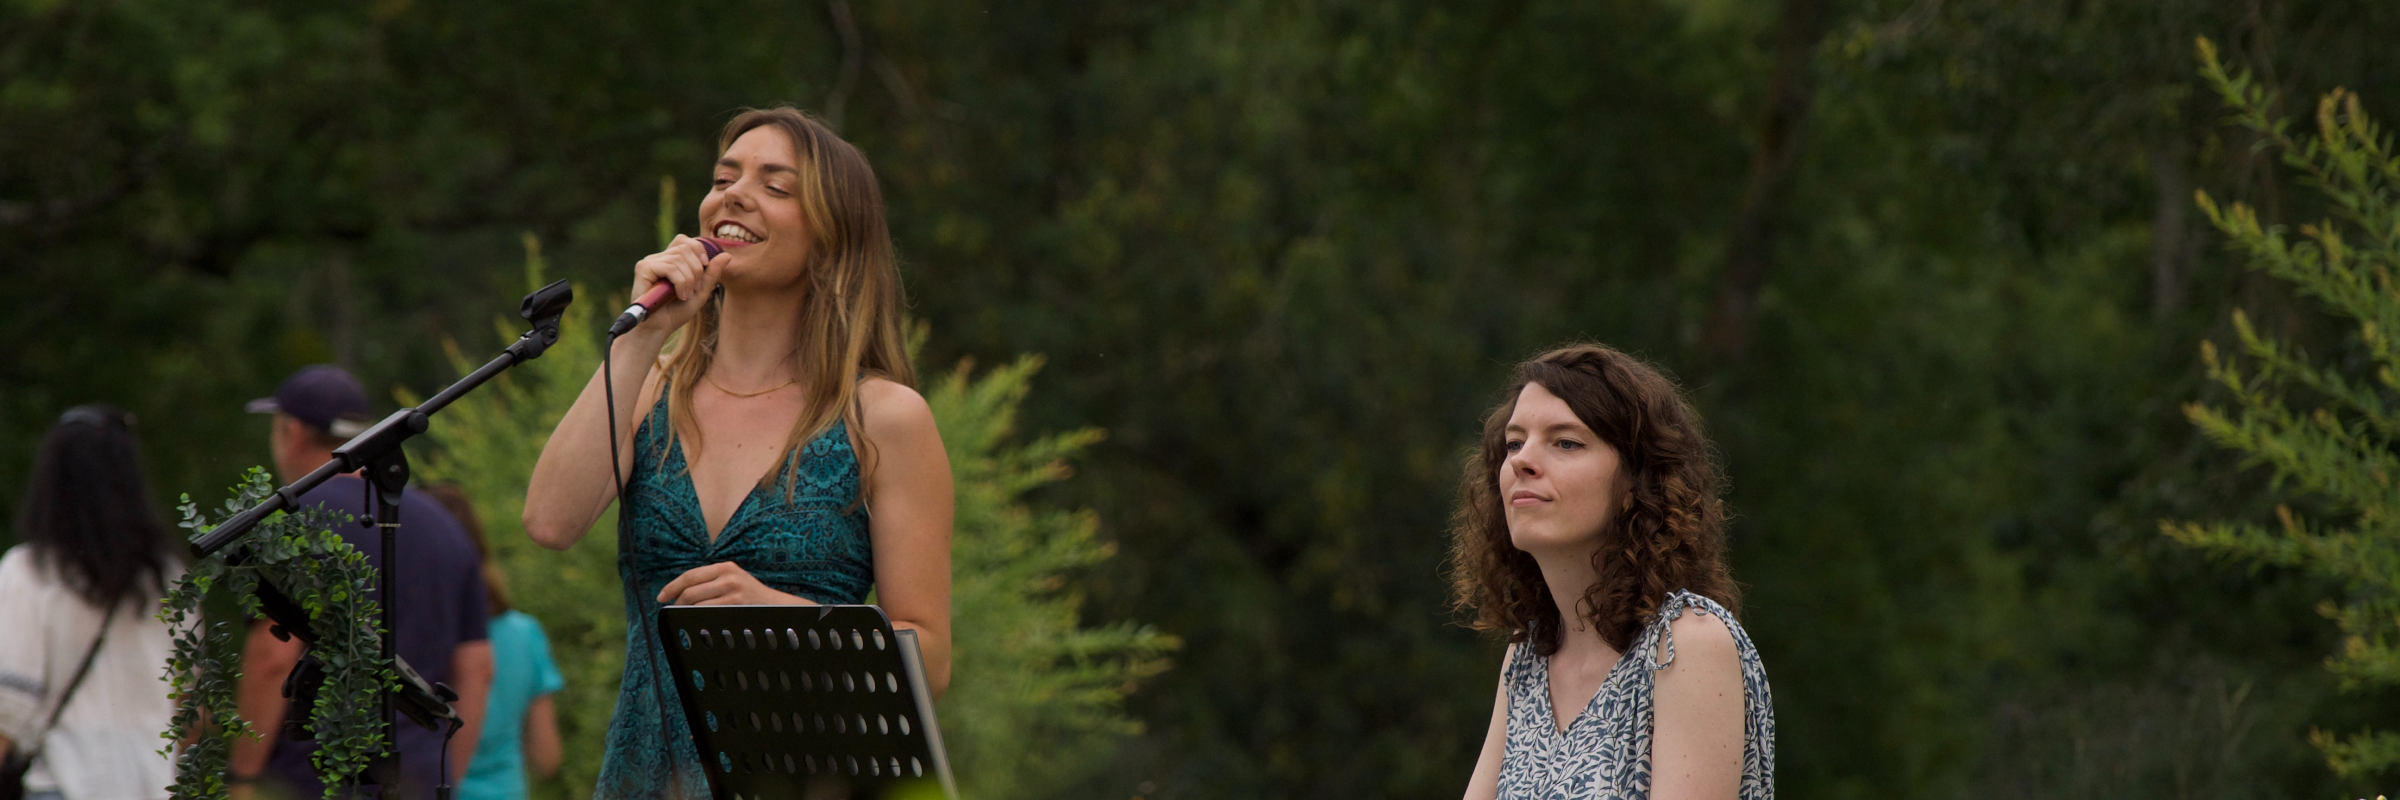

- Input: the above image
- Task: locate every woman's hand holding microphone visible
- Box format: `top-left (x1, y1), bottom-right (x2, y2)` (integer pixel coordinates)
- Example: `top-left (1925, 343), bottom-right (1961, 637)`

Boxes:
top-left (590, 234), bottom-right (731, 518)
top-left (614, 235), bottom-right (730, 338)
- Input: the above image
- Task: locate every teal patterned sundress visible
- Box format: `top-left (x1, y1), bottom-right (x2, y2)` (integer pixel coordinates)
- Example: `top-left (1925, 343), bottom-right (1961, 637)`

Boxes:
top-left (596, 391), bottom-right (874, 799)
top-left (1496, 591), bottom-right (1776, 800)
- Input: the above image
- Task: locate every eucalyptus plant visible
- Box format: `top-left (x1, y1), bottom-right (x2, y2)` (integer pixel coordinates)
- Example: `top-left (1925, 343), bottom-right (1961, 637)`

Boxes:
top-left (160, 467), bottom-right (395, 799)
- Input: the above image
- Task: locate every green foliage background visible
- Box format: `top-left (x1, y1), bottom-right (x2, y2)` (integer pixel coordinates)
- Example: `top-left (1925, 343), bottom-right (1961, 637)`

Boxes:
top-left (8, 0), bottom-right (2400, 797)
top-left (2168, 40), bottom-right (2400, 781)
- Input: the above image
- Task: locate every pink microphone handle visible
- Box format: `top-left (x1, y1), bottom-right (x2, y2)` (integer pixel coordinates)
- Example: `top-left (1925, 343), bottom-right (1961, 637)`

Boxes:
top-left (638, 239), bottom-right (726, 310)
top-left (635, 281), bottom-right (675, 310)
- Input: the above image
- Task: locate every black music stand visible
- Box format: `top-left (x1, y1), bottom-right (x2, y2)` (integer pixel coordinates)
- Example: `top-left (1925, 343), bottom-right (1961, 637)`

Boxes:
top-left (659, 605), bottom-right (958, 800)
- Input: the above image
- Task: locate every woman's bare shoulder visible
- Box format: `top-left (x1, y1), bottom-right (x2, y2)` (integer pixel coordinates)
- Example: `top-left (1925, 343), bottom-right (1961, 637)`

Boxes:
top-left (1661, 606), bottom-right (1740, 674)
top-left (858, 375), bottom-right (926, 403)
top-left (856, 377), bottom-right (937, 436)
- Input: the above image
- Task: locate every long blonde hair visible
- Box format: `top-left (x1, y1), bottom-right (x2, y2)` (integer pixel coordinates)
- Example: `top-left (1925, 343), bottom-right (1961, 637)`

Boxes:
top-left (657, 106), bottom-right (914, 498)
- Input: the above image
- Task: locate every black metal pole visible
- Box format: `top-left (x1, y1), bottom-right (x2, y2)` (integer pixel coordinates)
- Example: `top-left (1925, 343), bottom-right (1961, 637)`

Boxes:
top-left (375, 478), bottom-right (401, 798)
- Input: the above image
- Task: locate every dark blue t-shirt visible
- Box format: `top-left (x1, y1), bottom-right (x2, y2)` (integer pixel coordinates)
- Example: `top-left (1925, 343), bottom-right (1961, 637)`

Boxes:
top-left (268, 475), bottom-right (491, 798)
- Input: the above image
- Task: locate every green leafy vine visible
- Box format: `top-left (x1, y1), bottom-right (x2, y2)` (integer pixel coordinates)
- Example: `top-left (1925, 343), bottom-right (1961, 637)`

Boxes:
top-left (159, 467), bottom-right (396, 799)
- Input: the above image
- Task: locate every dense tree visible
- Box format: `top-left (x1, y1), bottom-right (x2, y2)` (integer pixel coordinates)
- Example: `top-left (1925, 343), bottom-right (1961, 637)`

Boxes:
top-left (7, 0), bottom-right (2400, 797)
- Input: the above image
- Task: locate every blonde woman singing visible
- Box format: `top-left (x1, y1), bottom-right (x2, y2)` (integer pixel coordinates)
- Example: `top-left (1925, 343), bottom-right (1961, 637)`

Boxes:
top-left (524, 107), bottom-right (952, 798)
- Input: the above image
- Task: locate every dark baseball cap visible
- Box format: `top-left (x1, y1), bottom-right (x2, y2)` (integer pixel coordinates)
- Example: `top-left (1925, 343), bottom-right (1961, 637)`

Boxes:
top-left (246, 364), bottom-right (373, 438)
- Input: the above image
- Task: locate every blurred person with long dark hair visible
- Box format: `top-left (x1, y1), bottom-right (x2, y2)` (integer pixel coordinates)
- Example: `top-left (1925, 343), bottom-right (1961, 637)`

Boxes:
top-left (422, 485), bottom-right (562, 800)
top-left (0, 405), bottom-right (185, 800)
top-left (1453, 344), bottom-right (1774, 800)
top-left (523, 106), bottom-right (953, 798)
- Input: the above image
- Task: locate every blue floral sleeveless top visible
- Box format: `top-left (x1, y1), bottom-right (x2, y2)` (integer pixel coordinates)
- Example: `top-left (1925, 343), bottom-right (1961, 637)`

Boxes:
top-left (597, 391), bottom-right (874, 799)
top-left (1497, 591), bottom-right (1775, 800)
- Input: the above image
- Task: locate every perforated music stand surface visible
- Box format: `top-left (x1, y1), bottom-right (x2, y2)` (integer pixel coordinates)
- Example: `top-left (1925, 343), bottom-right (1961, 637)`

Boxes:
top-left (659, 604), bottom-right (957, 800)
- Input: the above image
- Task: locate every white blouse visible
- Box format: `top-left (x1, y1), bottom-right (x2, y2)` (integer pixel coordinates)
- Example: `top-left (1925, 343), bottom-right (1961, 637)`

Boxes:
top-left (0, 546), bottom-right (180, 799)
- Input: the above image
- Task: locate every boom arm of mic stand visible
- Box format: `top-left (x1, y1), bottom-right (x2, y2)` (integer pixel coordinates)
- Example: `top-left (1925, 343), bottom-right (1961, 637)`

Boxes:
top-left (193, 458), bottom-right (351, 557)
top-left (193, 284), bottom-right (568, 560)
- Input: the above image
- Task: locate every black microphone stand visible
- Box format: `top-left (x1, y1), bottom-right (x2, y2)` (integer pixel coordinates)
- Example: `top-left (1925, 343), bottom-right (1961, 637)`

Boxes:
top-left (194, 280), bottom-right (575, 799)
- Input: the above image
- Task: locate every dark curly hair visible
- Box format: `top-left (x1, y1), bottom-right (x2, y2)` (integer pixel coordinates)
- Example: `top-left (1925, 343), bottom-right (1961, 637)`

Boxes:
top-left (1448, 343), bottom-right (1737, 656)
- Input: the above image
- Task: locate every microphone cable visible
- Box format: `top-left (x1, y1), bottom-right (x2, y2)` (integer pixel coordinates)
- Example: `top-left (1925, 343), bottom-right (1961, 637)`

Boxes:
top-left (603, 322), bottom-right (684, 773)
top-left (435, 715), bottom-right (461, 800)
top-left (606, 329), bottom-right (627, 500)
top-left (604, 240), bottom-right (721, 779)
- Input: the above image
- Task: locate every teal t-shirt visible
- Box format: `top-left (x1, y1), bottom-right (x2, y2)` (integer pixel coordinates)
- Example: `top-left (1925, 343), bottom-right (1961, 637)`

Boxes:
top-left (458, 610), bottom-right (565, 800)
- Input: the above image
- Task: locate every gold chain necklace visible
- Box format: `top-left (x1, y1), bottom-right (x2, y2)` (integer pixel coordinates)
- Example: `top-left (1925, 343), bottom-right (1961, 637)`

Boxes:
top-left (705, 370), bottom-right (795, 399)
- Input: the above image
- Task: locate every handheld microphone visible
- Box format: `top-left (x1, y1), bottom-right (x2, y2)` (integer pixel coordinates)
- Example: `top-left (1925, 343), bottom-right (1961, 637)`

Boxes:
top-left (608, 239), bottom-right (724, 336)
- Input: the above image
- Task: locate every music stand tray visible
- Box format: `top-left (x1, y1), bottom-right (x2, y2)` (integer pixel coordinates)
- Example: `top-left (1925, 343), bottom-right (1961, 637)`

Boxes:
top-left (659, 604), bottom-right (959, 800)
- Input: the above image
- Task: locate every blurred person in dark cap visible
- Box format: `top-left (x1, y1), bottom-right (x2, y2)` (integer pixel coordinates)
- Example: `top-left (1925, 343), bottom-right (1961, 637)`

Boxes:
top-left (243, 363), bottom-right (375, 442)
top-left (230, 365), bottom-right (494, 800)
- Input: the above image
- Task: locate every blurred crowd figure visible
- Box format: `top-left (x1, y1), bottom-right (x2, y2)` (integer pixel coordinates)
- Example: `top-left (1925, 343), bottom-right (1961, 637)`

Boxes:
top-left (0, 405), bottom-right (184, 800)
top-left (0, 369), bottom-right (565, 800)
top-left (232, 365), bottom-right (492, 799)
top-left (424, 485), bottom-right (563, 799)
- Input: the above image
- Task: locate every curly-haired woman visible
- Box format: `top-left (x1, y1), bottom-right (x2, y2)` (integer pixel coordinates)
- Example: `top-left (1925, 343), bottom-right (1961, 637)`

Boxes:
top-left (1455, 344), bottom-right (1773, 800)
